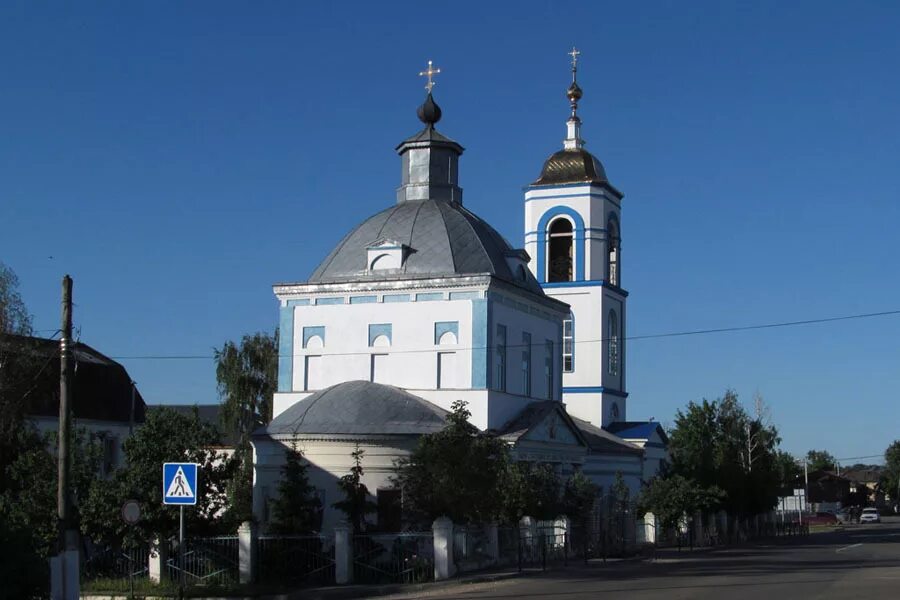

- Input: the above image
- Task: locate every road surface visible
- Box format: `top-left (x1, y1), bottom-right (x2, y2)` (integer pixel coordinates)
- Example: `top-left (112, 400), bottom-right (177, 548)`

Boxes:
top-left (383, 517), bottom-right (900, 599)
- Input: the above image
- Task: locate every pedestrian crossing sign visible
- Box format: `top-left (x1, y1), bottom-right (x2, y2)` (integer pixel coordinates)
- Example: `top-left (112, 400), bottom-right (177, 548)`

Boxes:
top-left (163, 463), bottom-right (199, 505)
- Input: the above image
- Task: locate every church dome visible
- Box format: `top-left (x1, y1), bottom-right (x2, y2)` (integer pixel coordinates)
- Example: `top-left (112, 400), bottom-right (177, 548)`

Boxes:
top-left (308, 198), bottom-right (544, 294)
top-left (532, 148), bottom-right (607, 186)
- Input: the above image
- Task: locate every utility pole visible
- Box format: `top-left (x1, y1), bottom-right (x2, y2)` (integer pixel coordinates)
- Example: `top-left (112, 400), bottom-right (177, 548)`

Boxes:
top-left (53, 275), bottom-right (79, 599)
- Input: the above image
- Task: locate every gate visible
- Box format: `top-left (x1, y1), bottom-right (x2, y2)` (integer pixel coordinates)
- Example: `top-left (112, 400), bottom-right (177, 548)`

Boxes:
top-left (353, 532), bottom-right (433, 584)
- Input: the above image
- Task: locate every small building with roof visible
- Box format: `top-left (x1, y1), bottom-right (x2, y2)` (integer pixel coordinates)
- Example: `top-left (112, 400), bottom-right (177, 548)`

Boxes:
top-left (2, 333), bottom-right (147, 476)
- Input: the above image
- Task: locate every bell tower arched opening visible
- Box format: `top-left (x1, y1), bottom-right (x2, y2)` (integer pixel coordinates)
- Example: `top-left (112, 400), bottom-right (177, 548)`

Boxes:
top-left (547, 217), bottom-right (574, 282)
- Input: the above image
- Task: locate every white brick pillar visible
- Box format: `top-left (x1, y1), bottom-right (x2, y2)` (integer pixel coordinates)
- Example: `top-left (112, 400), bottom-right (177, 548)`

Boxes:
top-left (238, 521), bottom-right (257, 584)
top-left (640, 512), bottom-right (656, 544)
top-left (432, 517), bottom-right (456, 581)
top-left (334, 521), bottom-right (353, 584)
top-left (148, 538), bottom-right (168, 583)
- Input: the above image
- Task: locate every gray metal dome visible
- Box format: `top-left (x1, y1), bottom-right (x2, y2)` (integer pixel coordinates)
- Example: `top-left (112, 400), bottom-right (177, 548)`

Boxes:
top-left (308, 198), bottom-right (544, 294)
top-left (261, 380), bottom-right (449, 436)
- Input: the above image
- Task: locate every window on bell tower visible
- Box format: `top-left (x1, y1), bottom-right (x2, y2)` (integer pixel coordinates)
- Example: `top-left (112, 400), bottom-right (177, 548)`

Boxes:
top-left (547, 218), bottom-right (573, 282)
top-left (607, 218), bottom-right (620, 287)
top-left (608, 309), bottom-right (619, 376)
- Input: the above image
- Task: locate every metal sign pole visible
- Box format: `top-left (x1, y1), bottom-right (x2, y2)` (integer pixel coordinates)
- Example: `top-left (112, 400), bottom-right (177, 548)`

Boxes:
top-left (179, 505), bottom-right (185, 596)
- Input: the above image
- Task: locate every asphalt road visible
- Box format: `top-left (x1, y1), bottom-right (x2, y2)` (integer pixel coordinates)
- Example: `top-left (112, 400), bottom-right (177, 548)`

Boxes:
top-left (383, 517), bottom-right (900, 600)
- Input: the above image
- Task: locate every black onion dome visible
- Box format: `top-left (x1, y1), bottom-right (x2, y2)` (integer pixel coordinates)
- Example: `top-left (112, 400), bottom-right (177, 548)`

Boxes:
top-left (532, 148), bottom-right (607, 186)
top-left (417, 93), bottom-right (442, 126)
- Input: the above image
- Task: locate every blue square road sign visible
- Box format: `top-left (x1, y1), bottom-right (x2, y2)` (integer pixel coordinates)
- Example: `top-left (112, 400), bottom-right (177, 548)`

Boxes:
top-left (163, 463), bottom-right (199, 505)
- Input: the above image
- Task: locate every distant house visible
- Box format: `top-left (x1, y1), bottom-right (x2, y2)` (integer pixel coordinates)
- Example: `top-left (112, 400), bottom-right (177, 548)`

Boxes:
top-left (606, 421), bottom-right (670, 482)
top-left (2, 334), bottom-right (147, 475)
top-left (843, 466), bottom-right (885, 508)
top-left (778, 470), bottom-right (852, 513)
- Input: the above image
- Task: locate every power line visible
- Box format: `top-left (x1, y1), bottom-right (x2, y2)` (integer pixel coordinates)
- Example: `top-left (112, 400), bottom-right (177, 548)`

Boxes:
top-left (107, 307), bottom-right (900, 361)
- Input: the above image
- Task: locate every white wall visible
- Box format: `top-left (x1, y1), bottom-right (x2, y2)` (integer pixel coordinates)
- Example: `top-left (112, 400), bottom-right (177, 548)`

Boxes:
top-left (30, 415), bottom-right (133, 474)
top-left (253, 434), bottom-right (417, 532)
top-left (287, 296), bottom-right (475, 394)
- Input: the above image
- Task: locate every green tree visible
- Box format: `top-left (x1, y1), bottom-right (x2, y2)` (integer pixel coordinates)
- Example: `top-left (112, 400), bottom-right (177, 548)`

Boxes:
top-left (669, 390), bottom-right (782, 516)
top-left (883, 440), bottom-right (900, 507)
top-left (775, 450), bottom-right (802, 486)
top-left (806, 449), bottom-right (837, 472)
top-left (268, 445), bottom-right (322, 534)
top-left (0, 261), bottom-right (32, 335)
top-left (638, 475), bottom-right (723, 531)
top-left (561, 471), bottom-right (598, 528)
top-left (332, 446), bottom-right (376, 533)
top-left (214, 332), bottom-right (278, 522)
top-left (501, 462), bottom-right (562, 523)
top-left (393, 400), bottom-right (510, 525)
top-left (0, 263), bottom-right (39, 490)
top-left (80, 407), bottom-right (232, 547)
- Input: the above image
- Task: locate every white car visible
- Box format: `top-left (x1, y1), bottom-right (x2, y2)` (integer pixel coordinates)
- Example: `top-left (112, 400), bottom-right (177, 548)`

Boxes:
top-left (860, 508), bottom-right (881, 523)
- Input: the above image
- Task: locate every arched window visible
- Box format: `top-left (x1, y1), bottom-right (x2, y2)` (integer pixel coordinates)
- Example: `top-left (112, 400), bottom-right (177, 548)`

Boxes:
top-left (607, 218), bottom-right (620, 286)
top-left (548, 218), bottom-right (573, 282)
top-left (562, 312), bottom-right (574, 372)
top-left (608, 309), bottom-right (619, 376)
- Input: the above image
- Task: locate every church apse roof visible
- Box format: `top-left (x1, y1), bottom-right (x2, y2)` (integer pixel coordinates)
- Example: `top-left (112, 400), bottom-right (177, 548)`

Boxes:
top-left (260, 380), bottom-right (449, 437)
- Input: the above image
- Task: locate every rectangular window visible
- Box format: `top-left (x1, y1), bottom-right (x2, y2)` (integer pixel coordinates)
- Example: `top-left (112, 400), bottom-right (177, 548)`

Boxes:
top-left (304, 355), bottom-right (322, 390)
top-left (371, 354), bottom-right (388, 384)
top-left (377, 489), bottom-right (402, 532)
top-left (102, 435), bottom-right (117, 476)
top-left (495, 325), bottom-right (507, 392)
top-left (563, 318), bottom-right (574, 372)
top-left (437, 351), bottom-right (457, 389)
top-left (522, 332), bottom-right (532, 396)
top-left (545, 340), bottom-right (554, 400)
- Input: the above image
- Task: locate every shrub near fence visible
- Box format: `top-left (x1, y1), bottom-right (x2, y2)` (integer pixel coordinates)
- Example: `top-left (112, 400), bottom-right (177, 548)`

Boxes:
top-left (352, 532), bottom-right (434, 584)
top-left (81, 544), bottom-right (150, 587)
top-left (257, 535), bottom-right (335, 585)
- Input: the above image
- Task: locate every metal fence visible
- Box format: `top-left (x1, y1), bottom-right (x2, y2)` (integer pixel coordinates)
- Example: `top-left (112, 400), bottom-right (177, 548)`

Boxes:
top-left (453, 526), bottom-right (493, 572)
top-left (257, 534), bottom-right (336, 585)
top-left (166, 535), bottom-right (239, 586)
top-left (81, 544), bottom-right (150, 584)
top-left (352, 532), bottom-right (434, 584)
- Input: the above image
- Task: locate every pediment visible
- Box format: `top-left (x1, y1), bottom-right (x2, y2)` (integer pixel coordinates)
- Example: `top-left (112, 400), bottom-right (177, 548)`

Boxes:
top-left (522, 409), bottom-right (581, 445)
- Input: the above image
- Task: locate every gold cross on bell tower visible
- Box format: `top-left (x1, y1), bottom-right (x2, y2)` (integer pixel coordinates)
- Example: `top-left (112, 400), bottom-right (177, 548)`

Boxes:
top-left (419, 60), bottom-right (441, 93)
top-left (569, 47), bottom-right (581, 74)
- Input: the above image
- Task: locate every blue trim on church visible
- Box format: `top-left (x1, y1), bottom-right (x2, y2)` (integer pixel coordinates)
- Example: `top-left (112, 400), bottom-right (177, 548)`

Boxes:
top-left (368, 323), bottom-right (392, 346)
top-left (535, 207), bottom-right (586, 283)
top-left (562, 386), bottom-right (629, 398)
top-left (278, 306), bottom-right (294, 392)
top-left (434, 321), bottom-right (459, 345)
top-left (471, 298), bottom-right (490, 388)
top-left (302, 326), bottom-right (325, 348)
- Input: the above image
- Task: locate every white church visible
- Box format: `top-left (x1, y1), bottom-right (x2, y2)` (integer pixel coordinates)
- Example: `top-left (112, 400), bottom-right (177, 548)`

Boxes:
top-left (252, 57), bottom-right (668, 531)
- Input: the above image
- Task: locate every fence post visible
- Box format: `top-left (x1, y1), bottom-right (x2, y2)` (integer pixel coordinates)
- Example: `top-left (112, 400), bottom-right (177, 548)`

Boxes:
top-left (334, 520), bottom-right (352, 585)
top-left (485, 522), bottom-right (499, 566)
top-left (433, 516), bottom-right (456, 581)
top-left (642, 513), bottom-right (656, 545)
top-left (238, 521), bottom-right (257, 584)
top-left (148, 538), bottom-right (168, 583)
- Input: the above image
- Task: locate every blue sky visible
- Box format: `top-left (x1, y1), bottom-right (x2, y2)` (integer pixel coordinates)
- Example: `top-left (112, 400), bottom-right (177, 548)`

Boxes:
top-left (2, 1), bottom-right (898, 464)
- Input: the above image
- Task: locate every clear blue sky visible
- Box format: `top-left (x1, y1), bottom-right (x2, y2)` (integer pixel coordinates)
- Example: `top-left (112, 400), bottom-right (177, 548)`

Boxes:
top-left (2, 1), bottom-right (899, 464)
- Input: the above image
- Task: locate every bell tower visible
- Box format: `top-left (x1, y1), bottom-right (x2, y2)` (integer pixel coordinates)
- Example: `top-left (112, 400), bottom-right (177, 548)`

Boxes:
top-left (524, 48), bottom-right (628, 429)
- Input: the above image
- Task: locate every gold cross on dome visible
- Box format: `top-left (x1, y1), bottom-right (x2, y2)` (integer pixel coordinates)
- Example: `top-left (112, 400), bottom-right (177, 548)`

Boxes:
top-left (418, 60), bottom-right (441, 93)
top-left (569, 46), bottom-right (581, 70)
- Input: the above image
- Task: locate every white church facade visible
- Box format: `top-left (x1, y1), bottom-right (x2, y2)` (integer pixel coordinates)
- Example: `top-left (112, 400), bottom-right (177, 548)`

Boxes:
top-left (252, 58), bottom-right (661, 531)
